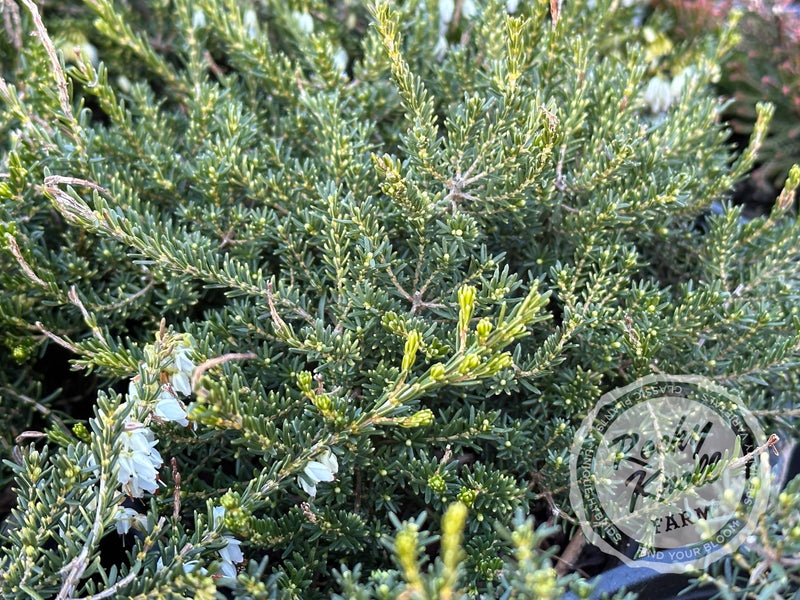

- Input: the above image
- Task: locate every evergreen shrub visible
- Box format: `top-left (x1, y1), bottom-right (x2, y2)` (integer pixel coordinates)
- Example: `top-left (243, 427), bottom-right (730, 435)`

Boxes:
top-left (657, 0), bottom-right (800, 204)
top-left (1, 0), bottom-right (799, 598)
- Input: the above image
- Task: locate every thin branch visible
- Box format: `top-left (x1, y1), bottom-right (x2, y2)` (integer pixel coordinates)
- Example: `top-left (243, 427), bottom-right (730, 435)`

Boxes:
top-left (386, 265), bottom-right (413, 303)
top-left (191, 352), bottom-right (258, 393)
top-left (729, 433), bottom-right (780, 469)
top-left (44, 175), bottom-right (110, 195)
top-left (20, 0), bottom-right (74, 121)
top-left (56, 462), bottom-right (109, 600)
top-left (7, 235), bottom-right (47, 288)
top-left (44, 175), bottom-right (111, 193)
top-left (752, 408), bottom-right (800, 417)
top-left (171, 458), bottom-right (182, 521)
top-left (74, 569), bottom-right (137, 600)
top-left (35, 321), bottom-right (82, 354)
top-left (96, 278), bottom-right (156, 312)
top-left (386, 266), bottom-right (444, 314)
top-left (14, 431), bottom-right (46, 444)
top-left (68, 286), bottom-right (110, 347)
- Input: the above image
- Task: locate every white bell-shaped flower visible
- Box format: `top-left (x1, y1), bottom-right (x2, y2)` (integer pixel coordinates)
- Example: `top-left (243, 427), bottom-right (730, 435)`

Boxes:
top-left (114, 506), bottom-right (148, 535)
top-left (154, 385), bottom-right (190, 426)
top-left (298, 449), bottom-right (339, 497)
top-left (212, 506), bottom-right (245, 578)
top-left (117, 420), bottom-right (162, 498)
top-left (292, 11), bottom-right (314, 34)
top-left (171, 339), bottom-right (196, 397)
top-left (644, 69), bottom-right (690, 115)
top-left (644, 75), bottom-right (673, 113)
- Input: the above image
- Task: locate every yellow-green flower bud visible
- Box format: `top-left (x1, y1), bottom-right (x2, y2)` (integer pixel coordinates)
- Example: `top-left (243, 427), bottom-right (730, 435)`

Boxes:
top-left (528, 567), bottom-right (559, 599)
top-left (399, 408), bottom-right (434, 428)
top-left (486, 352), bottom-right (513, 374)
top-left (441, 502), bottom-right (467, 574)
top-left (395, 526), bottom-right (421, 588)
top-left (776, 163), bottom-right (800, 211)
top-left (401, 330), bottom-right (421, 372)
top-left (220, 490), bottom-right (240, 510)
top-left (457, 488), bottom-right (478, 507)
top-left (428, 473), bottom-right (447, 493)
top-left (458, 353), bottom-right (481, 374)
top-left (313, 394), bottom-right (334, 413)
top-left (72, 422), bottom-right (91, 442)
top-left (458, 285), bottom-right (477, 333)
top-left (381, 311), bottom-right (403, 333)
top-left (476, 318), bottom-right (493, 343)
top-left (430, 363), bottom-right (447, 381)
top-left (297, 371), bottom-right (313, 394)
top-left (0, 221), bottom-right (18, 237)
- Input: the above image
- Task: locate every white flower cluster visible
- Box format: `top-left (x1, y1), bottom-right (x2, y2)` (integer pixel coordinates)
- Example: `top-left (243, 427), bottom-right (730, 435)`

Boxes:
top-left (298, 449), bottom-right (339, 497)
top-left (113, 336), bottom-right (196, 504)
top-left (643, 69), bottom-right (690, 114)
top-left (117, 421), bottom-right (163, 498)
top-left (213, 506), bottom-right (245, 578)
top-left (155, 337), bottom-right (195, 426)
top-left (147, 505), bottom-right (244, 581)
top-left (111, 334), bottom-right (245, 579)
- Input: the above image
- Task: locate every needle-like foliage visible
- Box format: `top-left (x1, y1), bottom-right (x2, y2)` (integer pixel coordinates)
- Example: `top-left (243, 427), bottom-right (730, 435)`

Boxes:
top-left (1, 0), bottom-right (799, 598)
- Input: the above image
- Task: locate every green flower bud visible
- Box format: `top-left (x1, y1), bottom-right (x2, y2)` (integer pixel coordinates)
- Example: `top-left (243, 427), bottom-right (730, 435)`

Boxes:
top-left (457, 488), bottom-right (478, 507)
top-left (297, 371), bottom-right (313, 394)
top-left (458, 353), bottom-right (481, 374)
top-left (72, 423), bottom-right (91, 442)
top-left (458, 285), bottom-right (477, 333)
top-left (0, 219), bottom-right (17, 238)
top-left (313, 394), bottom-right (333, 413)
top-left (381, 311), bottom-right (403, 333)
top-left (399, 408), bottom-right (434, 428)
top-left (476, 318), bottom-right (493, 342)
top-left (486, 352), bottom-right (513, 374)
top-left (430, 363), bottom-right (447, 381)
top-left (428, 473), bottom-right (447, 493)
top-left (401, 330), bottom-right (421, 372)
top-left (220, 490), bottom-right (240, 510)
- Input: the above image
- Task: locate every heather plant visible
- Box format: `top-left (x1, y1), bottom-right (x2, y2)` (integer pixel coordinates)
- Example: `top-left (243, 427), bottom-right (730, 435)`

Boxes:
top-left (1, 0), bottom-right (800, 599)
top-left (657, 0), bottom-right (800, 203)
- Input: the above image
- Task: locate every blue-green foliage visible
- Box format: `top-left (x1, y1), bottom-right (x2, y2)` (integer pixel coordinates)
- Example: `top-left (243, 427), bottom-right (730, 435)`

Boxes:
top-left (1, 0), bottom-right (799, 598)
